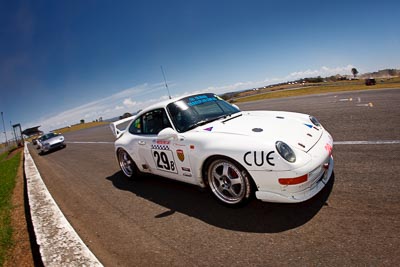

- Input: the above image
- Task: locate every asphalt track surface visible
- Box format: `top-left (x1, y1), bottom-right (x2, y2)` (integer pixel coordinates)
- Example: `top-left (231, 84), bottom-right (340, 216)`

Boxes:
top-left (28, 89), bottom-right (400, 266)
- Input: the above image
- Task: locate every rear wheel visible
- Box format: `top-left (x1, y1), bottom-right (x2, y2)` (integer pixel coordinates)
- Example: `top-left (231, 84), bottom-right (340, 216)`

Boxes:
top-left (117, 149), bottom-right (139, 179)
top-left (206, 157), bottom-right (253, 206)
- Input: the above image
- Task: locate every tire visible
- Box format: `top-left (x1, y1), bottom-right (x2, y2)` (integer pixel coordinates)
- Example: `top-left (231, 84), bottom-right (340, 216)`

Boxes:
top-left (206, 157), bottom-right (253, 206)
top-left (117, 149), bottom-right (140, 179)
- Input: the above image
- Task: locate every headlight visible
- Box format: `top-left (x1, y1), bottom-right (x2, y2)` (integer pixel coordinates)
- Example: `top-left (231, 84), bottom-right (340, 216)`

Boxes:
top-left (276, 141), bottom-right (296, 163)
top-left (309, 116), bottom-right (321, 127)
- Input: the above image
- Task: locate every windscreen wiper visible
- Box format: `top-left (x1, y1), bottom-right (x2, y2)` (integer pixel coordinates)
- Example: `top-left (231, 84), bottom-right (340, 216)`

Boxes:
top-left (222, 113), bottom-right (242, 123)
top-left (185, 119), bottom-right (212, 131)
top-left (186, 112), bottom-right (241, 131)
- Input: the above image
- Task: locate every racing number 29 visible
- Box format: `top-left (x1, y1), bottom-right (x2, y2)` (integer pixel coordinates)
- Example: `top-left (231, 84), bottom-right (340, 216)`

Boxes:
top-left (153, 150), bottom-right (176, 172)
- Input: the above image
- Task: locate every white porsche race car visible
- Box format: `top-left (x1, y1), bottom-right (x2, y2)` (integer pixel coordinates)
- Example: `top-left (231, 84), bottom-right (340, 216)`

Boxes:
top-left (111, 93), bottom-right (334, 206)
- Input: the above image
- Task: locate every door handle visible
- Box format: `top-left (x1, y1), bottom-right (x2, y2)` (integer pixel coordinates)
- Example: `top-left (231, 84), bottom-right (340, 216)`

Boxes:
top-left (138, 140), bottom-right (146, 145)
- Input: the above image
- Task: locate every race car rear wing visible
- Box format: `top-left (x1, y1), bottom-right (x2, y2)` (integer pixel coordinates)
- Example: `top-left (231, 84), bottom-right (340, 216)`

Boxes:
top-left (110, 116), bottom-right (136, 139)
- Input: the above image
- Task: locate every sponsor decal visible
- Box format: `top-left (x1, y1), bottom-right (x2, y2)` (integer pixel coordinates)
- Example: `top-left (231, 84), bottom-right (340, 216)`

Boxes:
top-left (304, 123), bottom-right (313, 129)
top-left (176, 149), bottom-right (185, 162)
top-left (190, 145), bottom-right (195, 150)
top-left (152, 150), bottom-right (177, 173)
top-left (153, 140), bottom-right (170, 145)
top-left (182, 167), bottom-right (191, 172)
top-left (244, 151), bottom-right (275, 166)
top-left (151, 144), bottom-right (170, 150)
top-left (188, 95), bottom-right (217, 107)
top-left (174, 143), bottom-right (186, 147)
top-left (252, 128), bottom-right (263, 132)
top-left (183, 173), bottom-right (192, 177)
top-left (204, 127), bottom-right (213, 131)
top-left (325, 143), bottom-right (333, 155)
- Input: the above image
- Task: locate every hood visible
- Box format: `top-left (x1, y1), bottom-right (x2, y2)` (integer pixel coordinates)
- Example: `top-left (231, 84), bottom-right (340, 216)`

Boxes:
top-left (199, 111), bottom-right (323, 152)
top-left (45, 136), bottom-right (64, 145)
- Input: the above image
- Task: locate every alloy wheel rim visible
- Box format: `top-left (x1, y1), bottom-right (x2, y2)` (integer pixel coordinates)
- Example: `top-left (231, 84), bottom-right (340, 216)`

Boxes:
top-left (209, 160), bottom-right (245, 204)
top-left (119, 150), bottom-right (133, 177)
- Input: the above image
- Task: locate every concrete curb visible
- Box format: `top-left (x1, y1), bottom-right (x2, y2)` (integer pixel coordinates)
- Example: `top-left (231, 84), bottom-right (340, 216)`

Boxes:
top-left (24, 144), bottom-right (103, 266)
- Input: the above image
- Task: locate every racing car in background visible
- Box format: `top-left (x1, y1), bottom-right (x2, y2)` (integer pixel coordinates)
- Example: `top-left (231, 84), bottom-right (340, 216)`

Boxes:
top-left (111, 93), bottom-right (334, 206)
top-left (37, 132), bottom-right (66, 155)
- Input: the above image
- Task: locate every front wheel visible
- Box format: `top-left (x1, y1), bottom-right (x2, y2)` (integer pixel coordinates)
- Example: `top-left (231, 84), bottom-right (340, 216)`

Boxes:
top-left (117, 149), bottom-right (140, 179)
top-left (206, 158), bottom-right (253, 206)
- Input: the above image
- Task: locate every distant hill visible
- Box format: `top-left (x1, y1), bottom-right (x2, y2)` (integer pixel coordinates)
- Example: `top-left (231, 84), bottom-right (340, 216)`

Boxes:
top-left (359, 69), bottom-right (400, 78)
top-left (219, 68), bottom-right (400, 102)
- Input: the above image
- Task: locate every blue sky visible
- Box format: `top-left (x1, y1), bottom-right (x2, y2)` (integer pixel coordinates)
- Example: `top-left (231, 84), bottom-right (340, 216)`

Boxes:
top-left (1, 0), bottom-right (399, 140)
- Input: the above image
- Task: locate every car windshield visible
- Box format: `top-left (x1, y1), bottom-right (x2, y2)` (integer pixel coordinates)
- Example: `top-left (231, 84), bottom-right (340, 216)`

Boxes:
top-left (167, 93), bottom-right (240, 132)
top-left (41, 132), bottom-right (57, 141)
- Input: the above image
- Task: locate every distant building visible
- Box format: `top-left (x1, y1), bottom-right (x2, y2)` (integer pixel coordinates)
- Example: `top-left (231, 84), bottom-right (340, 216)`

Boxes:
top-left (22, 125), bottom-right (43, 137)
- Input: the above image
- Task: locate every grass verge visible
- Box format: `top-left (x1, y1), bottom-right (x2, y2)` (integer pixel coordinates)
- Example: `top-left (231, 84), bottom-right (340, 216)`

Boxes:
top-left (0, 150), bottom-right (21, 266)
top-left (233, 78), bottom-right (400, 103)
top-left (54, 121), bottom-right (109, 134)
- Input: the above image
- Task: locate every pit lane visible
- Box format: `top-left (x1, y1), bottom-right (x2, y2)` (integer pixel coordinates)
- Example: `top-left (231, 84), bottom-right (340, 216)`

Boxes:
top-left (28, 89), bottom-right (400, 266)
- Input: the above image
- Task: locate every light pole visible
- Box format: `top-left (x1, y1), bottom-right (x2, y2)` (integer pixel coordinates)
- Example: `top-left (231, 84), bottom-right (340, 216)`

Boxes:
top-left (1, 112), bottom-right (8, 146)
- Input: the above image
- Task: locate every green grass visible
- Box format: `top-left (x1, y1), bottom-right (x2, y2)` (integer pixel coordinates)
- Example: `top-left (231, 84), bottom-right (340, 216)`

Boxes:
top-left (54, 121), bottom-right (109, 134)
top-left (233, 78), bottom-right (400, 103)
top-left (0, 150), bottom-right (21, 266)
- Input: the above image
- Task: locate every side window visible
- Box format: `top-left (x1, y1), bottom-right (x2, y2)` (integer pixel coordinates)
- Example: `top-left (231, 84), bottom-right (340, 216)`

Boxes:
top-left (129, 117), bottom-right (142, 134)
top-left (129, 109), bottom-right (172, 135)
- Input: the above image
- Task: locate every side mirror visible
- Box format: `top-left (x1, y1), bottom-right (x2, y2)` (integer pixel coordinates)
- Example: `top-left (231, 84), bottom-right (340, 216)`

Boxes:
top-left (158, 127), bottom-right (179, 141)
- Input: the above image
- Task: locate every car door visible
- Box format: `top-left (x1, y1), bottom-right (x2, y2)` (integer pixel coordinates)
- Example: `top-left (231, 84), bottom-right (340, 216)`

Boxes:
top-left (150, 133), bottom-right (196, 184)
top-left (129, 108), bottom-right (178, 177)
top-left (133, 108), bottom-right (196, 184)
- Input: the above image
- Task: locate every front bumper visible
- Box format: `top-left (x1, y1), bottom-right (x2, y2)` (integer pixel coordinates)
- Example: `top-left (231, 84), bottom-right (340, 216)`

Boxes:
top-left (255, 155), bottom-right (334, 203)
top-left (42, 141), bottom-right (65, 152)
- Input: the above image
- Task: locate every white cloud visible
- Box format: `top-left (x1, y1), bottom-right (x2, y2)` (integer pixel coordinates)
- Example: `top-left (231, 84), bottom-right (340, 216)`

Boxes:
top-left (27, 83), bottom-right (170, 132)
top-left (195, 65), bottom-right (357, 95)
top-left (123, 98), bottom-right (137, 107)
top-left (21, 64), bottom-right (356, 134)
top-left (287, 65), bottom-right (355, 80)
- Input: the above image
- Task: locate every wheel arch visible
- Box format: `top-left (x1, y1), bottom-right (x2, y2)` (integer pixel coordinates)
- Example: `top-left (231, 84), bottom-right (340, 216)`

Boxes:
top-left (116, 147), bottom-right (140, 176)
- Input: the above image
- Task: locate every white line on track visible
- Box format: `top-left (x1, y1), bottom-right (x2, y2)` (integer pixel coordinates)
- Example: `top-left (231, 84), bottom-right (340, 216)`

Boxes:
top-left (334, 140), bottom-right (400, 145)
top-left (66, 141), bottom-right (114, 144)
top-left (66, 140), bottom-right (400, 145)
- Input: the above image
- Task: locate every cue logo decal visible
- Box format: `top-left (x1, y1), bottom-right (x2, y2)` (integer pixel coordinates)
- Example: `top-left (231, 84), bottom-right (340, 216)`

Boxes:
top-left (244, 151), bottom-right (275, 166)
